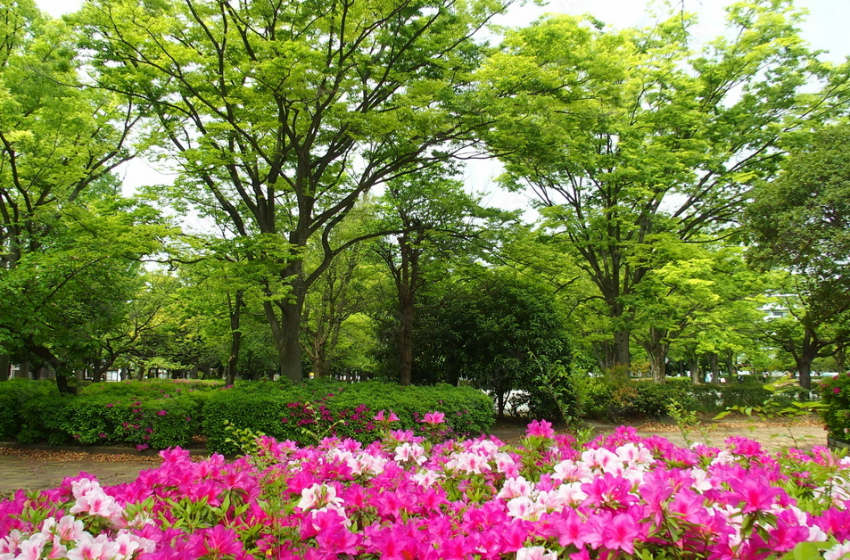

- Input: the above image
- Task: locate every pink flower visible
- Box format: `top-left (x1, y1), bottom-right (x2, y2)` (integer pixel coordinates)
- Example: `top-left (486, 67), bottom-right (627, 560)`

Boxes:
top-left (373, 410), bottom-right (400, 422)
top-left (187, 525), bottom-right (243, 558)
top-left (421, 411), bottom-right (446, 425)
top-left (601, 512), bottom-right (643, 554)
top-left (157, 410), bottom-right (167, 416)
top-left (526, 419), bottom-right (555, 439)
top-left (835, 387), bottom-right (841, 394)
top-left (106, 403), bottom-right (114, 408)
top-left (726, 477), bottom-right (784, 513)
top-left (136, 444), bottom-right (148, 451)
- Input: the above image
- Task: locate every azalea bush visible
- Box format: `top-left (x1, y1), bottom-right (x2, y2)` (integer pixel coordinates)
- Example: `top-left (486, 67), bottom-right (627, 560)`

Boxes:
top-left (203, 381), bottom-right (494, 453)
top-left (3, 415), bottom-right (850, 560)
top-left (0, 379), bottom-right (493, 452)
top-left (819, 373), bottom-right (850, 443)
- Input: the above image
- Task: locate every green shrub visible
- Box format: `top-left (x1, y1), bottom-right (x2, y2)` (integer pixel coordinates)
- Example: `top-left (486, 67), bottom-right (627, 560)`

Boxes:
top-left (818, 373), bottom-right (850, 442)
top-left (203, 381), bottom-right (494, 454)
top-left (18, 392), bottom-right (74, 445)
top-left (632, 381), bottom-right (696, 418)
top-left (0, 379), bottom-right (58, 440)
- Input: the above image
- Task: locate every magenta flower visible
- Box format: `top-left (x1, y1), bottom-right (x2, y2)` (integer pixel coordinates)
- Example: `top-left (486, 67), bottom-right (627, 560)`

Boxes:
top-left (136, 443), bottom-right (148, 451)
top-left (373, 410), bottom-right (399, 422)
top-left (835, 387), bottom-right (841, 394)
top-left (156, 410), bottom-right (167, 416)
top-left (601, 512), bottom-right (643, 554)
top-left (726, 477), bottom-right (784, 513)
top-left (106, 403), bottom-right (114, 408)
top-left (187, 525), bottom-right (243, 558)
top-left (421, 411), bottom-right (445, 425)
top-left (526, 419), bottom-right (555, 438)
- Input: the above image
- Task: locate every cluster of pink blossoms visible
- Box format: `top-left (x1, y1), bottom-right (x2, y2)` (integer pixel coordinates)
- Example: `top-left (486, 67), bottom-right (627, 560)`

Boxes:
top-left (4, 416), bottom-right (850, 559)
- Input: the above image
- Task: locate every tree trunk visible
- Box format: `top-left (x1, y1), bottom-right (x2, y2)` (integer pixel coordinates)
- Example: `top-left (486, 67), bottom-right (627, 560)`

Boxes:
top-left (725, 351), bottom-right (737, 381)
top-left (688, 356), bottom-right (701, 385)
top-left (279, 297), bottom-right (304, 383)
top-left (797, 357), bottom-right (813, 390)
top-left (398, 291), bottom-right (414, 386)
top-left (614, 330), bottom-right (631, 371)
top-left (0, 354), bottom-right (9, 381)
top-left (136, 365), bottom-right (144, 381)
top-left (708, 353), bottom-right (720, 384)
top-left (263, 279), bottom-right (305, 384)
top-left (91, 358), bottom-right (105, 383)
top-left (642, 327), bottom-right (668, 383)
top-left (18, 362), bottom-right (30, 379)
top-left (836, 346), bottom-right (846, 375)
top-left (28, 345), bottom-right (74, 394)
top-left (189, 364), bottom-right (198, 380)
top-left (225, 291), bottom-right (243, 386)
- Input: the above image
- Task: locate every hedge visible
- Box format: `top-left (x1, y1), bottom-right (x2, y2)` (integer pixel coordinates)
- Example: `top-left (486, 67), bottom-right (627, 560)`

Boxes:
top-left (0, 379), bottom-right (494, 453)
top-left (203, 381), bottom-right (495, 454)
top-left (578, 376), bottom-right (819, 421)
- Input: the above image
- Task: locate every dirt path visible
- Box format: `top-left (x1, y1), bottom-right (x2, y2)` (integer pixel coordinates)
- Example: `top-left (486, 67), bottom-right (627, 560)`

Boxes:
top-left (0, 419), bottom-right (831, 495)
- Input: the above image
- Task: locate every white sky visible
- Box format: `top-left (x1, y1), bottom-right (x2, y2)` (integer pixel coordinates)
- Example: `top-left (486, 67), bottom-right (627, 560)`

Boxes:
top-left (34, 0), bottom-right (850, 222)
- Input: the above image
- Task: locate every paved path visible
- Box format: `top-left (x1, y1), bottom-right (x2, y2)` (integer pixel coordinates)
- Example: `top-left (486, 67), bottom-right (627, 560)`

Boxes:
top-left (0, 420), bottom-right (830, 495)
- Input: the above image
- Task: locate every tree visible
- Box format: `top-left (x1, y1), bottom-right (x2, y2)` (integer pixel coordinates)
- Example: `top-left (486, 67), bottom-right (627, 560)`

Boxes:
top-left (374, 166), bottom-right (508, 385)
top-left (76, 0), bottom-right (509, 382)
top-left (416, 269), bottom-right (572, 417)
top-left (478, 1), bottom-right (850, 372)
top-left (746, 124), bottom-right (850, 388)
top-left (630, 244), bottom-right (766, 382)
top-left (300, 203), bottom-right (379, 378)
top-left (0, 1), bottom-right (151, 391)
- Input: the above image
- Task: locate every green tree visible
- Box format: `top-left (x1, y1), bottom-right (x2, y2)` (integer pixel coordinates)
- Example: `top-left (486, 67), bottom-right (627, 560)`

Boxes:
top-left (76, 0), bottom-right (509, 382)
top-left (374, 167), bottom-right (510, 385)
top-left (631, 244), bottom-right (766, 382)
top-left (746, 124), bottom-right (850, 388)
top-left (0, 1), bottom-right (149, 390)
top-left (301, 202), bottom-right (380, 378)
top-left (416, 269), bottom-right (572, 417)
top-left (478, 1), bottom-right (850, 372)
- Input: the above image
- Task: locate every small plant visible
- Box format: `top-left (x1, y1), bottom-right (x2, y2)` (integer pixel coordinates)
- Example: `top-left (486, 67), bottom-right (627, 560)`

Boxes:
top-left (223, 420), bottom-right (265, 456)
top-left (667, 398), bottom-right (714, 448)
top-left (535, 358), bottom-right (592, 431)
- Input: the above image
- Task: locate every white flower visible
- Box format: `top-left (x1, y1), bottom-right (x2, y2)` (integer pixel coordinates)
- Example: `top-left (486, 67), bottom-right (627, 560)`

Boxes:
top-left (825, 541), bottom-right (850, 560)
top-left (516, 545), bottom-right (558, 560)
top-left (497, 476), bottom-right (535, 499)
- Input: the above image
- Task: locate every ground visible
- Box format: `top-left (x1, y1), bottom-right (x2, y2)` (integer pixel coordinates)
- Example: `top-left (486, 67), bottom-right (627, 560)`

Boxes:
top-left (0, 416), bottom-right (829, 497)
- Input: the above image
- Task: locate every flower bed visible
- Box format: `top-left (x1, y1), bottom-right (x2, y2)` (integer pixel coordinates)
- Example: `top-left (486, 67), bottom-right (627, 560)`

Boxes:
top-left (3, 416), bottom-right (850, 560)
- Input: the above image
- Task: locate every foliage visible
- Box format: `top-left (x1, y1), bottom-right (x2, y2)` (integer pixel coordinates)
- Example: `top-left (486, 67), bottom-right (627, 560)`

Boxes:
top-left (203, 381), bottom-right (494, 454)
top-left (819, 373), bottom-right (850, 442)
top-left (478, 1), bottom-right (850, 371)
top-left (0, 379), bottom-right (58, 440)
top-left (74, 0), bottom-right (510, 382)
top-left (746, 124), bottom-right (850, 389)
top-left (0, 379), bottom-right (492, 453)
top-left (414, 269), bottom-right (572, 418)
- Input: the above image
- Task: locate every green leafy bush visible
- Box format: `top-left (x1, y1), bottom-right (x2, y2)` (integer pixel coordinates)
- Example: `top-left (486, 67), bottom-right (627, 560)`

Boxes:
top-left (632, 380), bottom-right (696, 418)
top-left (18, 392), bottom-right (74, 445)
top-left (204, 381), bottom-right (494, 454)
top-left (818, 373), bottom-right (850, 442)
top-left (0, 379), bottom-right (57, 440)
top-left (2, 379), bottom-right (489, 452)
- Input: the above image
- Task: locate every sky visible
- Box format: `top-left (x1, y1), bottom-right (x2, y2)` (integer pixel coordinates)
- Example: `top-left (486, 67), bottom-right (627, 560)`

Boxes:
top-left (32, 0), bottom-right (850, 222)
